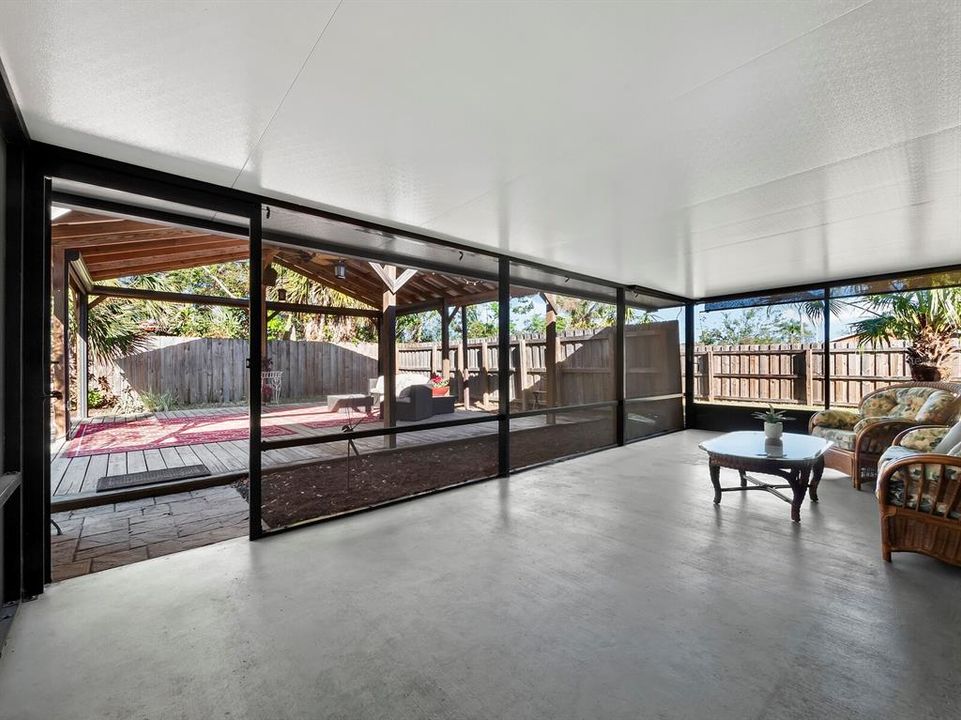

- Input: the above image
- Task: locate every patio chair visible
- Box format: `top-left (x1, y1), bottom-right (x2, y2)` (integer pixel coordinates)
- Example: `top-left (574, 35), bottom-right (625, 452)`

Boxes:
top-left (808, 382), bottom-right (961, 489)
top-left (876, 421), bottom-right (961, 566)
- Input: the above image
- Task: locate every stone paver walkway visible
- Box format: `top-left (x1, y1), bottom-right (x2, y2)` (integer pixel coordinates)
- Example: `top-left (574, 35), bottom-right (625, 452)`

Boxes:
top-left (50, 485), bottom-right (248, 582)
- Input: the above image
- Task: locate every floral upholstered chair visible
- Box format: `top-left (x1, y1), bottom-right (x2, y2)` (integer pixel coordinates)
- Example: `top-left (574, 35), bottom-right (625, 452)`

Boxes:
top-left (875, 421), bottom-right (961, 566)
top-left (808, 382), bottom-right (961, 490)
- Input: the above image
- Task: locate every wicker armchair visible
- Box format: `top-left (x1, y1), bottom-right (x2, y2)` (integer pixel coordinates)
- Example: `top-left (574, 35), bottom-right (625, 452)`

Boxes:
top-left (808, 382), bottom-right (961, 490)
top-left (876, 425), bottom-right (961, 566)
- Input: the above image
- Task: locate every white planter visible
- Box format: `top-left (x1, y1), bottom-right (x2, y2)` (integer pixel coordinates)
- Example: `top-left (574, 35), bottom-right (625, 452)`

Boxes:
top-left (764, 421), bottom-right (783, 440)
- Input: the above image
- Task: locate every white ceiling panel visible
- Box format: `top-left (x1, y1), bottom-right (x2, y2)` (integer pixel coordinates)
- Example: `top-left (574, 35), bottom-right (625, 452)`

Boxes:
top-left (0, 0), bottom-right (339, 185)
top-left (1, 0), bottom-right (958, 298)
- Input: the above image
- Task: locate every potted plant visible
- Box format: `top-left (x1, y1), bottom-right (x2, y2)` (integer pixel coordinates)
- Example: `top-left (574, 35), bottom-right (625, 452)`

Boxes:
top-left (429, 373), bottom-right (450, 397)
top-left (846, 289), bottom-right (961, 381)
top-left (752, 404), bottom-right (794, 440)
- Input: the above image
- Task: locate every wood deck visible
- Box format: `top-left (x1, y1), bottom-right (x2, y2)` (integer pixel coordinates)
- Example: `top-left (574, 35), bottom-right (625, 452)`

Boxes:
top-left (51, 404), bottom-right (501, 499)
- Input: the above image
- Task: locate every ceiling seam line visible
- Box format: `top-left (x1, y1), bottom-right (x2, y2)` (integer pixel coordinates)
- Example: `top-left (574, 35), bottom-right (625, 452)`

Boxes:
top-left (228, 0), bottom-right (345, 190)
top-left (669, 0), bottom-right (877, 103)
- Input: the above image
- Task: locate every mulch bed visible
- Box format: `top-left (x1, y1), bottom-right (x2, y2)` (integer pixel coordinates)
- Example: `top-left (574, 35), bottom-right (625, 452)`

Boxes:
top-left (240, 416), bottom-right (615, 529)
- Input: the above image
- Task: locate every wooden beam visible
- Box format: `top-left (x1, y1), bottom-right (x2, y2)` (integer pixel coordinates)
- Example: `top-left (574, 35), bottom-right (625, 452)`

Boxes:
top-left (545, 292), bottom-right (558, 417)
top-left (76, 289), bottom-right (89, 420)
top-left (67, 253), bottom-right (94, 294)
top-left (54, 228), bottom-right (209, 248)
top-left (441, 298), bottom-right (451, 382)
top-left (370, 262), bottom-right (417, 294)
top-left (88, 250), bottom-right (251, 279)
top-left (51, 248), bottom-right (70, 439)
top-left (461, 305), bottom-right (470, 409)
top-left (380, 265), bottom-right (398, 448)
top-left (88, 285), bottom-right (380, 318)
top-left (78, 235), bottom-right (243, 260)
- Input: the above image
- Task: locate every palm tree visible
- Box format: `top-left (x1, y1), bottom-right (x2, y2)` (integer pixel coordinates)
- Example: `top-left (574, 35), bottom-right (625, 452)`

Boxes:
top-left (85, 299), bottom-right (151, 363)
top-left (846, 289), bottom-right (961, 381)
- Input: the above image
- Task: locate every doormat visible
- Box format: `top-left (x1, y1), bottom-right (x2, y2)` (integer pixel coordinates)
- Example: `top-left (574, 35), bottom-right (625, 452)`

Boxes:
top-left (96, 464), bottom-right (211, 492)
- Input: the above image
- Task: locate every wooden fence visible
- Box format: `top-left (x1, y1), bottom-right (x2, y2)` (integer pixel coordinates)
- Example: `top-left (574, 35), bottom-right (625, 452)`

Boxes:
top-left (91, 322), bottom-right (681, 410)
top-left (93, 331), bottom-right (961, 411)
top-left (692, 340), bottom-right (961, 407)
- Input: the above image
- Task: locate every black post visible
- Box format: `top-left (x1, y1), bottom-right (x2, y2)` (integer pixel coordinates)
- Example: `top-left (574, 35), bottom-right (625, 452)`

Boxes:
top-left (615, 287), bottom-right (626, 445)
top-left (248, 207), bottom-right (263, 539)
top-left (3, 142), bottom-right (24, 605)
top-left (823, 288), bottom-right (831, 410)
top-left (20, 166), bottom-right (49, 593)
top-left (498, 258), bottom-right (510, 476)
top-left (684, 302), bottom-right (696, 429)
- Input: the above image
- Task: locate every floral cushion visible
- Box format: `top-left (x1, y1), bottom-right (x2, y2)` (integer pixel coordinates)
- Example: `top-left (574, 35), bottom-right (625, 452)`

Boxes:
top-left (915, 390), bottom-right (961, 424)
top-left (810, 408), bottom-right (859, 430)
top-left (885, 387), bottom-right (937, 419)
top-left (899, 426), bottom-right (951, 452)
top-left (860, 390), bottom-right (899, 418)
top-left (881, 460), bottom-right (961, 518)
top-left (810, 425), bottom-right (855, 451)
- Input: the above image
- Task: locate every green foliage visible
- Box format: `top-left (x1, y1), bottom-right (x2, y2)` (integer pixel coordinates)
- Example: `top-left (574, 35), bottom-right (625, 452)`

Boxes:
top-left (86, 299), bottom-right (151, 362)
top-left (846, 289), bottom-right (961, 369)
top-left (140, 390), bottom-right (175, 412)
top-left (699, 306), bottom-right (810, 345)
top-left (751, 404), bottom-right (795, 423)
top-left (87, 388), bottom-right (109, 409)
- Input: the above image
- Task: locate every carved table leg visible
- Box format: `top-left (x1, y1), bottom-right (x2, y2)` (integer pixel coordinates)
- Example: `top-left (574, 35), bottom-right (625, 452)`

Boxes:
top-left (809, 456), bottom-right (824, 503)
top-left (710, 462), bottom-right (722, 504)
top-left (790, 467), bottom-right (810, 523)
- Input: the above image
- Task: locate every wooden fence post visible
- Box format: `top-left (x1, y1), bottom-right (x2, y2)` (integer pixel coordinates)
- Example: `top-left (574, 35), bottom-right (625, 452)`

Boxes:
top-left (802, 347), bottom-right (814, 406)
top-left (705, 348), bottom-right (714, 403)
top-left (518, 337), bottom-right (528, 410)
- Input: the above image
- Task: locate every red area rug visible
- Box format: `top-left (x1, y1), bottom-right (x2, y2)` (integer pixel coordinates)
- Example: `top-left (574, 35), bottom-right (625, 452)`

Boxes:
top-left (65, 414), bottom-right (290, 458)
top-left (65, 406), bottom-right (383, 458)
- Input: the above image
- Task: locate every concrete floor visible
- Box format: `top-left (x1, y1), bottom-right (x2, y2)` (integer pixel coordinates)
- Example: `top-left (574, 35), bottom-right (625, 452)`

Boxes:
top-left (1, 430), bottom-right (960, 720)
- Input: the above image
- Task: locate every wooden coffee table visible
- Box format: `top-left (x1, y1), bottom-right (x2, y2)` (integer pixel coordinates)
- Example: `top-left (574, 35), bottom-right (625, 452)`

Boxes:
top-left (698, 431), bottom-right (832, 522)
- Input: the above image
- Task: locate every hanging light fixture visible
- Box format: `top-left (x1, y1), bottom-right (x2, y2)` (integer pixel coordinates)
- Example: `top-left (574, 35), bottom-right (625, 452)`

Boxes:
top-left (334, 259), bottom-right (348, 280)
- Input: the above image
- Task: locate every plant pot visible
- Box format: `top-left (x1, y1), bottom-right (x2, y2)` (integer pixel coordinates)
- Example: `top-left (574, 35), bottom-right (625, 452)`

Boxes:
top-left (431, 386), bottom-right (449, 397)
top-left (910, 364), bottom-right (946, 381)
top-left (764, 421), bottom-right (783, 440)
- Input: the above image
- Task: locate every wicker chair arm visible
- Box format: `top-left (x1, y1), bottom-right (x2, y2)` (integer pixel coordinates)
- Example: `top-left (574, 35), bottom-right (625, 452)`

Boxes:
top-left (892, 425), bottom-right (951, 448)
top-left (878, 453), bottom-right (961, 517)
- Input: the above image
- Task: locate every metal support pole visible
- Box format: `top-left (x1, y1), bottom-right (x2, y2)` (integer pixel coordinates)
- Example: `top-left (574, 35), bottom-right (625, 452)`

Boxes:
top-left (823, 288), bottom-right (831, 410)
top-left (615, 287), bottom-right (626, 446)
top-left (684, 302), bottom-right (696, 429)
top-left (498, 258), bottom-right (510, 476)
top-left (248, 207), bottom-right (263, 539)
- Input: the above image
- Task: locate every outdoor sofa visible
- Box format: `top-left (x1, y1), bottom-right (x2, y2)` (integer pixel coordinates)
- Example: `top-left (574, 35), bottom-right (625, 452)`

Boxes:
top-left (808, 382), bottom-right (961, 489)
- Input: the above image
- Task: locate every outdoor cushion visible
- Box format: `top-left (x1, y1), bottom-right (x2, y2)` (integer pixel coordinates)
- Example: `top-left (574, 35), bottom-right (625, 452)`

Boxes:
top-left (810, 408), bottom-right (859, 429)
top-left (933, 420), bottom-right (961, 454)
top-left (915, 390), bottom-right (961, 424)
top-left (885, 387), bottom-right (935, 419)
top-left (878, 440), bottom-right (961, 516)
top-left (878, 444), bottom-right (918, 471)
top-left (900, 426), bottom-right (952, 452)
top-left (810, 425), bottom-right (855, 451)
top-left (861, 391), bottom-right (899, 418)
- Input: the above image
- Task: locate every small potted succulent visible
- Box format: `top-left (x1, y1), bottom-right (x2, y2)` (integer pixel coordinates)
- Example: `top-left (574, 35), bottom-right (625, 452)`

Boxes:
top-left (752, 404), bottom-right (794, 441)
top-left (429, 373), bottom-right (450, 397)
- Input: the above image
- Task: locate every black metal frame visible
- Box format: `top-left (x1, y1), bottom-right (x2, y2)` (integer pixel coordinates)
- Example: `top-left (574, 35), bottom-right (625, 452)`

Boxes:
top-left (11, 140), bottom-right (679, 590)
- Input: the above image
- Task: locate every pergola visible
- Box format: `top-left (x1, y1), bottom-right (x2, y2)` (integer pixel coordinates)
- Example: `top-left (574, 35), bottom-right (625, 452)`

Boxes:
top-left (49, 209), bottom-right (559, 438)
